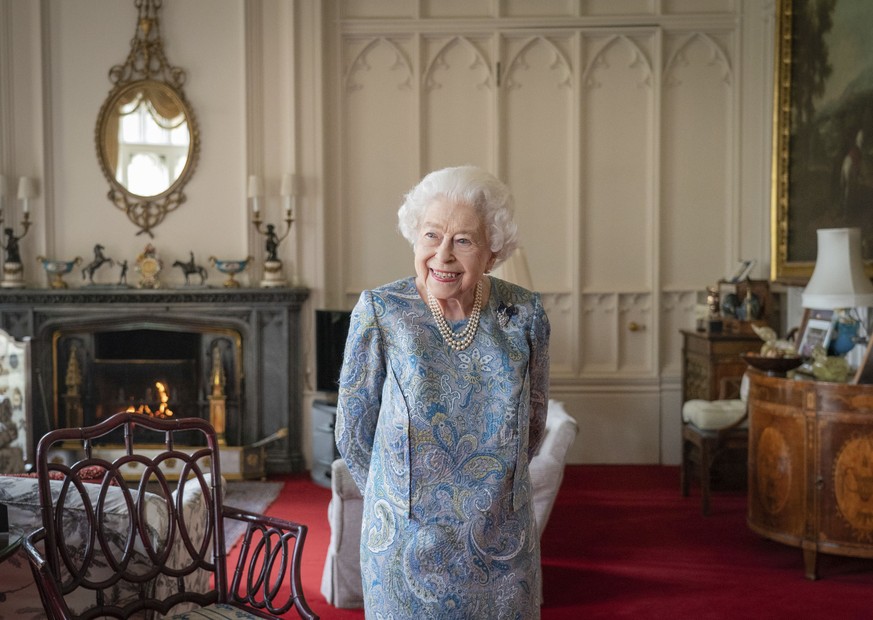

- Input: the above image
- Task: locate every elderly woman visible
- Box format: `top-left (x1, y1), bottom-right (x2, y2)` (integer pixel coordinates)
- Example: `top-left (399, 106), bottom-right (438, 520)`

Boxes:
top-left (335, 165), bottom-right (550, 619)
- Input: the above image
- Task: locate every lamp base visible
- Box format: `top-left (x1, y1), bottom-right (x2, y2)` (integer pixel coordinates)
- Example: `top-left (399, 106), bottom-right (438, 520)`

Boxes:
top-left (260, 259), bottom-right (287, 288)
top-left (1, 262), bottom-right (25, 288)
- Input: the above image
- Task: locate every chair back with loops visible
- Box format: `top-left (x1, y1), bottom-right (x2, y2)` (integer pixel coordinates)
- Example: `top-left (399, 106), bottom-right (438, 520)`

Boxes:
top-left (23, 411), bottom-right (317, 619)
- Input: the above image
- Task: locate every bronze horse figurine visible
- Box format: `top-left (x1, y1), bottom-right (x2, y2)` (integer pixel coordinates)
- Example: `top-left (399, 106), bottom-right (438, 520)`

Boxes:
top-left (82, 244), bottom-right (114, 284)
top-left (173, 252), bottom-right (208, 285)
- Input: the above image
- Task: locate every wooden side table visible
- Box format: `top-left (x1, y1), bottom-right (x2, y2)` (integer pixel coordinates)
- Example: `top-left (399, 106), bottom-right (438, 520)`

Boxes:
top-left (681, 329), bottom-right (762, 402)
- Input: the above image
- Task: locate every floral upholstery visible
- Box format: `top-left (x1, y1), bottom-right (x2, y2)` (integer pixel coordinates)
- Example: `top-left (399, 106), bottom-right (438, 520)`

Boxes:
top-left (0, 473), bottom-right (221, 620)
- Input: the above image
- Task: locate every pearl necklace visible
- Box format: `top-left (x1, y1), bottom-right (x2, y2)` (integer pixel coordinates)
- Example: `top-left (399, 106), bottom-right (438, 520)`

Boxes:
top-left (427, 280), bottom-right (483, 351)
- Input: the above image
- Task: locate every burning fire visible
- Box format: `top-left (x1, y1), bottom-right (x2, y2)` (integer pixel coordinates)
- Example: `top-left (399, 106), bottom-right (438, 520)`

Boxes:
top-left (126, 381), bottom-right (174, 418)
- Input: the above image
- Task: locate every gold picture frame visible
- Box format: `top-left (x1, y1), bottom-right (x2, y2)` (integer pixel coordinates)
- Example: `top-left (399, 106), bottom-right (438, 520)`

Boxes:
top-left (771, 0), bottom-right (873, 284)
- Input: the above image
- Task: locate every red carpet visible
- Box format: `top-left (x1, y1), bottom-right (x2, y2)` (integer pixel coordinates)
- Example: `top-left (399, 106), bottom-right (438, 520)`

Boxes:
top-left (233, 466), bottom-right (873, 619)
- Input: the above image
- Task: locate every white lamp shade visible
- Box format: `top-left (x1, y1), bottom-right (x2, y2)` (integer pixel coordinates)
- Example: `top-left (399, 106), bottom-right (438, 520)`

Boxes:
top-left (493, 247), bottom-right (534, 290)
top-left (802, 227), bottom-right (873, 309)
top-left (17, 176), bottom-right (36, 200)
top-left (247, 175), bottom-right (263, 198)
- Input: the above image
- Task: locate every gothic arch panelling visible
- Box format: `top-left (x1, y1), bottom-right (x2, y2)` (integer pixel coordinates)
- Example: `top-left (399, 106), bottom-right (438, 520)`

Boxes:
top-left (344, 37), bottom-right (414, 92)
top-left (342, 35), bottom-right (418, 291)
top-left (618, 292), bottom-right (653, 373)
top-left (422, 35), bottom-right (493, 171)
top-left (503, 36), bottom-right (572, 91)
top-left (663, 32), bottom-right (732, 87)
top-left (660, 30), bottom-right (735, 290)
top-left (502, 34), bottom-right (575, 294)
top-left (580, 33), bottom-right (656, 293)
top-left (423, 36), bottom-right (492, 90)
top-left (540, 292), bottom-right (574, 376)
top-left (660, 290), bottom-right (699, 373)
top-left (580, 292), bottom-right (618, 372)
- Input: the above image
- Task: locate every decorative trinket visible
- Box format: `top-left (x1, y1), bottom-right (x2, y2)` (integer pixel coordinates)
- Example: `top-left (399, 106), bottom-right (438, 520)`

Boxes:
top-left (497, 301), bottom-right (518, 328)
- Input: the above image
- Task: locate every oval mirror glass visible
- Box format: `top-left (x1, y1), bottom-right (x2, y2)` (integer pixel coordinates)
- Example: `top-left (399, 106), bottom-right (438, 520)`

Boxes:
top-left (98, 80), bottom-right (193, 198)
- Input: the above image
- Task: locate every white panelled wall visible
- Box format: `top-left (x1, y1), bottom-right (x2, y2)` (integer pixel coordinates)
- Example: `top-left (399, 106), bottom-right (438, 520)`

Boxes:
top-left (0, 0), bottom-right (778, 468)
top-left (323, 0), bottom-right (775, 465)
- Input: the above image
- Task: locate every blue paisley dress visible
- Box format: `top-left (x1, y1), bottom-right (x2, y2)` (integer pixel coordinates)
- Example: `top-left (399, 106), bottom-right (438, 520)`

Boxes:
top-left (335, 276), bottom-right (550, 619)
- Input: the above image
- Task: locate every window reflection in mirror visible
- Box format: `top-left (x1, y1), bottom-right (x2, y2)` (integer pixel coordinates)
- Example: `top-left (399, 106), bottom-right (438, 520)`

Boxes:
top-left (101, 81), bottom-right (192, 198)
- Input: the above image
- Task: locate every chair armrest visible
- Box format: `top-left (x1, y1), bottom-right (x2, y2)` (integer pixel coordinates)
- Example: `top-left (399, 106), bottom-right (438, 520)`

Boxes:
top-left (23, 527), bottom-right (69, 619)
top-left (222, 504), bottom-right (318, 620)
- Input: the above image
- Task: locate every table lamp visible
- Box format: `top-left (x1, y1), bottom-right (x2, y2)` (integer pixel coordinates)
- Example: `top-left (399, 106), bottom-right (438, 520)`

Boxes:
top-left (802, 227), bottom-right (873, 355)
top-left (493, 246), bottom-right (534, 290)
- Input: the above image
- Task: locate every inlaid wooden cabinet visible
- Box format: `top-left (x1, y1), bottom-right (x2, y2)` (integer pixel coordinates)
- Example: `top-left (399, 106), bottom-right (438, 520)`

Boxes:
top-left (680, 329), bottom-right (762, 402)
top-left (747, 372), bottom-right (873, 579)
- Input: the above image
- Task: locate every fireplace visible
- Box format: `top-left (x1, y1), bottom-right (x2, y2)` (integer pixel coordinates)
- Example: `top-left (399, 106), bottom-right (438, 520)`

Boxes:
top-left (58, 326), bottom-right (241, 439)
top-left (0, 287), bottom-right (308, 473)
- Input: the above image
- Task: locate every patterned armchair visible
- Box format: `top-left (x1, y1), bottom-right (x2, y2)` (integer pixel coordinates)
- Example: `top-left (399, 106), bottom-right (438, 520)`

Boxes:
top-left (20, 412), bottom-right (318, 619)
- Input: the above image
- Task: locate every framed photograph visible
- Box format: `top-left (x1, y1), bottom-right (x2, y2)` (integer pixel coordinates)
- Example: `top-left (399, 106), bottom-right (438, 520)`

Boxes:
top-left (853, 338), bottom-right (873, 384)
top-left (797, 314), bottom-right (834, 359)
top-left (772, 0), bottom-right (873, 283)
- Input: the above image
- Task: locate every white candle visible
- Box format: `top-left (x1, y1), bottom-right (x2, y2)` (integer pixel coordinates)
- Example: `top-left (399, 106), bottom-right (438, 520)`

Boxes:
top-left (247, 175), bottom-right (263, 213)
top-left (281, 174), bottom-right (298, 219)
top-left (17, 177), bottom-right (35, 213)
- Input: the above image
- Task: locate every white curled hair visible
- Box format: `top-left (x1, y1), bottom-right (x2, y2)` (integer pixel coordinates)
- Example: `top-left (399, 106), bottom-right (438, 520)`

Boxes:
top-left (397, 165), bottom-right (519, 267)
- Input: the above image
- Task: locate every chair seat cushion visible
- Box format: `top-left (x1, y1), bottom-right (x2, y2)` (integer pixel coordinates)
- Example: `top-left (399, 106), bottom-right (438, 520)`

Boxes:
top-left (682, 399), bottom-right (747, 430)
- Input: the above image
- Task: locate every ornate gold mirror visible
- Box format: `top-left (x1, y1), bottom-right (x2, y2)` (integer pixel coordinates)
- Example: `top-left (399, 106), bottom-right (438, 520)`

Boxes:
top-left (95, 0), bottom-right (199, 237)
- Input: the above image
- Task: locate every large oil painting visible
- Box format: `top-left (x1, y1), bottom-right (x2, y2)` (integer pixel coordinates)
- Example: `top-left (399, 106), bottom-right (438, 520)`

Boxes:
top-left (772, 0), bottom-right (873, 283)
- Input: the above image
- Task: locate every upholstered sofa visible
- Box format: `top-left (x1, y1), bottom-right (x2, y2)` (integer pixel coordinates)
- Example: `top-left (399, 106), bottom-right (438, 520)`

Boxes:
top-left (0, 473), bottom-right (221, 619)
top-left (320, 399), bottom-right (579, 609)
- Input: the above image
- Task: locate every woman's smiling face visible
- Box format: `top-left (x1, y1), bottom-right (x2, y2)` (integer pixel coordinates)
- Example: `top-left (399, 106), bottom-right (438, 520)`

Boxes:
top-left (414, 197), bottom-right (496, 306)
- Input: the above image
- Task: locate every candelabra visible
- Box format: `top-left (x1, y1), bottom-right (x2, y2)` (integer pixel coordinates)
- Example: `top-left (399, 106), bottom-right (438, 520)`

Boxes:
top-left (0, 176), bottom-right (35, 288)
top-left (249, 173), bottom-right (298, 288)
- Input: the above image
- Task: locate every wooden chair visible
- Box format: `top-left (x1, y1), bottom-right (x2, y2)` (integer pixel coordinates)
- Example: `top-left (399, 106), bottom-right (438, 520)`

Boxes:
top-left (680, 374), bottom-right (749, 515)
top-left (22, 411), bottom-right (318, 619)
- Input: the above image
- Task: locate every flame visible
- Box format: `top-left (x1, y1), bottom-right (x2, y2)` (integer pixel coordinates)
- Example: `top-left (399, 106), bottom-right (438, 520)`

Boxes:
top-left (125, 381), bottom-right (174, 418)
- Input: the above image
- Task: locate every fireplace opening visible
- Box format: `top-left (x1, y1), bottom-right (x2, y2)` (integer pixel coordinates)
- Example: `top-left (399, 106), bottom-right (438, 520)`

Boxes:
top-left (93, 329), bottom-right (199, 422)
top-left (55, 324), bottom-right (243, 447)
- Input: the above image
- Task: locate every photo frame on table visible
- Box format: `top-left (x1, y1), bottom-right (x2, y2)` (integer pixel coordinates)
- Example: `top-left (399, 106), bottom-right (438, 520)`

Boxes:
top-left (796, 309), bottom-right (834, 359)
top-left (853, 338), bottom-right (873, 384)
top-left (771, 0), bottom-right (873, 284)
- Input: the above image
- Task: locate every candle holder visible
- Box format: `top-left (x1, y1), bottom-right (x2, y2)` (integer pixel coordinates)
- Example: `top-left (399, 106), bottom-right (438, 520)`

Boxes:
top-left (251, 207), bottom-right (294, 288)
top-left (0, 212), bottom-right (32, 289)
